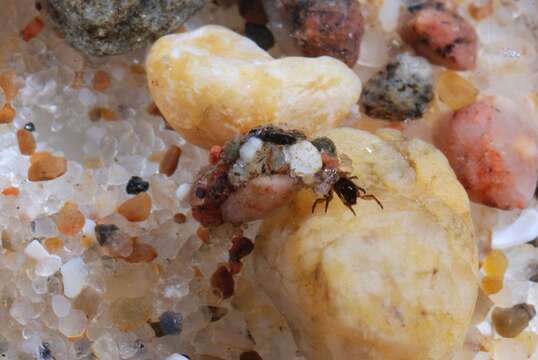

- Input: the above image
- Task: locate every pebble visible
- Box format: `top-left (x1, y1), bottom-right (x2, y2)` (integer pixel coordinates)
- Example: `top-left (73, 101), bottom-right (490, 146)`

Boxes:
top-left (255, 127), bottom-right (478, 359)
top-left (41, 0), bottom-right (207, 56)
top-left (492, 304), bottom-right (536, 338)
top-left (173, 213), bottom-right (187, 224)
top-left (88, 107), bottom-right (118, 122)
top-left (24, 122), bottom-right (35, 132)
top-left (94, 224), bottom-right (133, 257)
top-left (22, 16), bottom-right (45, 42)
top-left (360, 53), bottom-right (433, 121)
top-left (401, 2), bottom-right (478, 70)
top-left (35, 255), bottom-right (62, 277)
top-left (229, 236), bottom-right (254, 262)
top-left (159, 145), bottom-right (182, 176)
top-left (434, 97), bottom-right (538, 210)
top-left (118, 193), bottom-right (152, 222)
top-left (120, 238), bottom-right (157, 263)
top-left (2, 187), bottom-right (19, 196)
top-left (151, 311), bottom-right (183, 337)
top-left (44, 237), bottom-right (64, 253)
top-left (0, 103), bottom-right (16, 123)
top-left (126, 176), bottom-right (149, 195)
top-left (436, 71), bottom-right (478, 110)
top-left (28, 152), bottom-right (67, 182)
top-left (239, 137), bottom-right (263, 162)
top-left (61, 257), bottom-right (89, 298)
top-left (281, 0), bottom-right (365, 67)
top-left (244, 22), bottom-right (274, 50)
top-left (111, 297), bottom-right (152, 331)
top-left (146, 25), bottom-right (362, 148)
top-left (51, 294), bottom-right (71, 318)
top-left (211, 265), bottom-right (235, 300)
top-left (55, 202), bottom-right (85, 236)
top-left (24, 240), bottom-right (50, 261)
top-left (17, 129), bottom-right (36, 155)
top-left (59, 309), bottom-right (87, 338)
top-left (92, 70), bottom-right (110, 92)
top-left (285, 140), bottom-right (322, 184)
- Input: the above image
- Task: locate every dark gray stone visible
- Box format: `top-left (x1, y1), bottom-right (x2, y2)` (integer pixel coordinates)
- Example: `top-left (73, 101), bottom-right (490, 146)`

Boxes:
top-left (40, 0), bottom-right (207, 56)
top-left (360, 53), bottom-right (434, 121)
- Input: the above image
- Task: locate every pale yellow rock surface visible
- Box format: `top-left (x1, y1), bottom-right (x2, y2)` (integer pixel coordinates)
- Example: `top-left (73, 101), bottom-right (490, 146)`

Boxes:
top-left (254, 128), bottom-right (478, 360)
top-left (146, 25), bottom-right (362, 148)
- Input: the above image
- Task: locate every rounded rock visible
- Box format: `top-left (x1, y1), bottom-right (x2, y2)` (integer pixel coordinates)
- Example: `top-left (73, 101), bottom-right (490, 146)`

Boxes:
top-left (360, 53), bottom-right (433, 121)
top-left (434, 96), bottom-right (538, 210)
top-left (146, 25), bottom-right (361, 148)
top-left (254, 127), bottom-right (478, 360)
top-left (41, 0), bottom-right (207, 56)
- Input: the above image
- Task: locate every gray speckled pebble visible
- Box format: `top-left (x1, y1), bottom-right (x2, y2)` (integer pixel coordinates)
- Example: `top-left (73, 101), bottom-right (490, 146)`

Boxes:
top-left (360, 53), bottom-right (433, 121)
top-left (41, 0), bottom-right (207, 56)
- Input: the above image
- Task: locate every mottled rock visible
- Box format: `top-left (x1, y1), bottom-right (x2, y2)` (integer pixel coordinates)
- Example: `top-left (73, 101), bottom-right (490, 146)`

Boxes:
top-left (434, 96), bottom-right (538, 210)
top-left (274, 0), bottom-right (365, 67)
top-left (401, 1), bottom-right (478, 70)
top-left (41, 0), bottom-right (207, 56)
top-left (255, 128), bottom-right (478, 360)
top-left (360, 53), bottom-right (433, 121)
top-left (146, 25), bottom-right (361, 148)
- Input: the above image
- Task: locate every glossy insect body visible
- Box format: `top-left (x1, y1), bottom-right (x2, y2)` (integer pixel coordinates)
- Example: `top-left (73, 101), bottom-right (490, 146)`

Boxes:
top-left (312, 173), bottom-right (383, 215)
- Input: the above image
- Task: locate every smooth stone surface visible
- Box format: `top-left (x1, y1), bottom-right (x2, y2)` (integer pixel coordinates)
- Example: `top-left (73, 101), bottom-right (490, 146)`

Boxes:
top-left (254, 127), bottom-right (478, 360)
top-left (146, 25), bottom-right (361, 148)
top-left (42, 0), bottom-right (207, 56)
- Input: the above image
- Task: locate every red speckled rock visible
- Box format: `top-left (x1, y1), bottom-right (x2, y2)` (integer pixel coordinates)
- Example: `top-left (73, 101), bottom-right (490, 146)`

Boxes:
top-left (434, 97), bottom-right (538, 209)
top-left (401, 2), bottom-right (478, 70)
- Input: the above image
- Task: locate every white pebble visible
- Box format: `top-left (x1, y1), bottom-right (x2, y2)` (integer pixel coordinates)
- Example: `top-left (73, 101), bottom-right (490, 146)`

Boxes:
top-left (35, 255), bottom-right (62, 277)
top-left (492, 209), bottom-right (538, 249)
top-left (176, 183), bottom-right (192, 201)
top-left (52, 294), bottom-right (71, 318)
top-left (58, 309), bottom-right (87, 338)
top-left (24, 240), bottom-right (50, 261)
top-left (240, 137), bottom-right (263, 162)
top-left (78, 88), bottom-right (97, 107)
top-left (61, 257), bottom-right (89, 298)
top-left (166, 354), bottom-right (191, 360)
top-left (285, 141), bottom-right (322, 184)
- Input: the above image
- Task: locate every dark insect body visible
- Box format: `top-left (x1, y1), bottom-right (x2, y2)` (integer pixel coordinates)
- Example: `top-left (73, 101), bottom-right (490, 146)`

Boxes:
top-left (312, 174), bottom-right (383, 215)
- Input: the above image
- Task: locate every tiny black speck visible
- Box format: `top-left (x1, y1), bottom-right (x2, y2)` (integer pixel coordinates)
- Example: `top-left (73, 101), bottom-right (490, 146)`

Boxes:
top-left (244, 22), bottom-right (274, 50)
top-left (195, 187), bottom-right (206, 199)
top-left (24, 122), bottom-right (35, 132)
top-left (126, 176), bottom-right (149, 194)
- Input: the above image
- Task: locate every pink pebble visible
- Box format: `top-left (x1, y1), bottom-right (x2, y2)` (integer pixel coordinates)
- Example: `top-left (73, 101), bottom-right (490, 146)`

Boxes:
top-left (434, 96), bottom-right (538, 209)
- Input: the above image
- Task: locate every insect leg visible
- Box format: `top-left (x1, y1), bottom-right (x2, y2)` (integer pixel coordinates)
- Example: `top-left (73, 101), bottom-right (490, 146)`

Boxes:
top-left (359, 194), bottom-right (384, 209)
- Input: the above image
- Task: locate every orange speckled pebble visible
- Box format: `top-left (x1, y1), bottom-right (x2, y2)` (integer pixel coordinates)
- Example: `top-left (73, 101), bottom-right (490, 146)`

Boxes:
top-left (17, 129), bottom-right (36, 155)
top-left (28, 152), bottom-right (67, 181)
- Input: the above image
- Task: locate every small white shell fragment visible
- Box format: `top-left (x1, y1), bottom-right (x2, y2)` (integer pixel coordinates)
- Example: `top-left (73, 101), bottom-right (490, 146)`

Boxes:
top-left (165, 355), bottom-right (191, 360)
top-left (240, 137), bottom-right (264, 162)
top-left (492, 208), bottom-right (538, 249)
top-left (52, 294), bottom-right (72, 318)
top-left (24, 240), bottom-right (50, 261)
top-left (285, 141), bottom-right (322, 184)
top-left (35, 255), bottom-right (62, 277)
top-left (61, 257), bottom-right (89, 298)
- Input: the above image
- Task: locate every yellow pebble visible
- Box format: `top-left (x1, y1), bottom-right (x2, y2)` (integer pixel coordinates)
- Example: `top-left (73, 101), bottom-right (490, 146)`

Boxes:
top-left (481, 275), bottom-right (504, 295)
top-left (437, 71), bottom-right (478, 110)
top-left (482, 249), bottom-right (508, 277)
